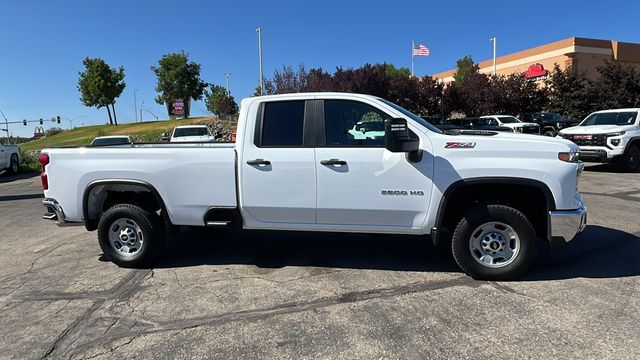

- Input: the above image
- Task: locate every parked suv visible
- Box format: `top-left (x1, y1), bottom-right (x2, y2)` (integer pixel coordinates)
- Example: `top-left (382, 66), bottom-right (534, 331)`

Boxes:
top-left (558, 108), bottom-right (640, 171)
top-left (480, 115), bottom-right (540, 134)
top-left (522, 113), bottom-right (578, 137)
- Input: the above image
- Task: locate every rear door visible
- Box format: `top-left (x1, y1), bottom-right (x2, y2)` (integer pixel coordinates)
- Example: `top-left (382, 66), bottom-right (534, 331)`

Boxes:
top-left (314, 99), bottom-right (432, 231)
top-left (239, 99), bottom-right (317, 226)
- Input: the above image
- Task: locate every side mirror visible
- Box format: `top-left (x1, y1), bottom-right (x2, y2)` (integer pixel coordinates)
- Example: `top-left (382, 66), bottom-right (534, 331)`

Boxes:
top-left (385, 118), bottom-right (421, 161)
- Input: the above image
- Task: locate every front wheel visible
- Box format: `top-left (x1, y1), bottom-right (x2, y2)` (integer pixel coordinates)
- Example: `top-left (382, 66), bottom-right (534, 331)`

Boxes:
top-left (97, 204), bottom-right (165, 268)
top-left (618, 144), bottom-right (640, 172)
top-left (451, 205), bottom-right (537, 280)
top-left (7, 154), bottom-right (18, 175)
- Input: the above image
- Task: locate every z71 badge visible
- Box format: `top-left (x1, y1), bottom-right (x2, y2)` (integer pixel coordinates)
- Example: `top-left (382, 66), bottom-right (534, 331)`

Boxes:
top-left (445, 142), bottom-right (476, 149)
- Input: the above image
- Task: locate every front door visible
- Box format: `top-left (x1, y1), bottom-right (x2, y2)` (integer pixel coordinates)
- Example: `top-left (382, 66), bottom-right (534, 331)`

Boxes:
top-left (315, 99), bottom-right (433, 231)
top-left (240, 99), bottom-right (317, 226)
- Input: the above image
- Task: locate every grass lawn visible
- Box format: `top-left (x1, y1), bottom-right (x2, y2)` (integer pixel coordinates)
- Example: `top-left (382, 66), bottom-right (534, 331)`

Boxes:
top-left (17, 116), bottom-right (235, 172)
top-left (19, 116), bottom-right (218, 153)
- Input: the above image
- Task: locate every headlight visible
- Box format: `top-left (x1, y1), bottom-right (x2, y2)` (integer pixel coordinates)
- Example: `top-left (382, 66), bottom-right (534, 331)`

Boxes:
top-left (558, 150), bottom-right (580, 162)
top-left (606, 131), bottom-right (626, 137)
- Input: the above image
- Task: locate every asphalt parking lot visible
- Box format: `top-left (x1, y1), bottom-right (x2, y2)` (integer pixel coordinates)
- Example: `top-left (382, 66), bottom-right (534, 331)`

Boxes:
top-left (0, 165), bottom-right (638, 359)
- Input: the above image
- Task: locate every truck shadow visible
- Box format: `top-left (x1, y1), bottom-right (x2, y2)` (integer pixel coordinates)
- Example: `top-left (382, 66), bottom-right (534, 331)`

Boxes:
top-left (155, 225), bottom-right (640, 280)
top-left (524, 225), bottom-right (640, 281)
top-left (0, 172), bottom-right (38, 184)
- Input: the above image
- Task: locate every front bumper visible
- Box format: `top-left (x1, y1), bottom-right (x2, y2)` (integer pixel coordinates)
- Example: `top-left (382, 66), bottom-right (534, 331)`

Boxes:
top-left (549, 196), bottom-right (587, 244)
top-left (42, 198), bottom-right (83, 227)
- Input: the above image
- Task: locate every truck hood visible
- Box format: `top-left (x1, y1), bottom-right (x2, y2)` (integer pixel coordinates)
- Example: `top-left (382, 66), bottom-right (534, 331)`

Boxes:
top-left (501, 122), bottom-right (538, 128)
top-left (560, 124), bottom-right (636, 134)
top-left (438, 130), bottom-right (576, 153)
top-left (171, 135), bottom-right (214, 143)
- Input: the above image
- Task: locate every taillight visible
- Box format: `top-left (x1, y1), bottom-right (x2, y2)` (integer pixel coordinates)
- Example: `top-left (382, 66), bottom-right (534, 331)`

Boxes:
top-left (39, 153), bottom-right (49, 190)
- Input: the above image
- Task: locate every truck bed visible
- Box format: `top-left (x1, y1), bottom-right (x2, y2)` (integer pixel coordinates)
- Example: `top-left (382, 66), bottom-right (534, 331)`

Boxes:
top-left (43, 143), bottom-right (238, 226)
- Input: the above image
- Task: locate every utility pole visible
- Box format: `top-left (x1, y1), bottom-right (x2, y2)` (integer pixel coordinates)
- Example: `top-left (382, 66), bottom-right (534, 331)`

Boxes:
top-left (256, 27), bottom-right (264, 95)
top-left (490, 37), bottom-right (497, 76)
top-left (133, 89), bottom-right (138, 122)
top-left (224, 73), bottom-right (231, 94)
top-left (140, 101), bottom-right (144, 123)
top-left (0, 110), bottom-right (9, 143)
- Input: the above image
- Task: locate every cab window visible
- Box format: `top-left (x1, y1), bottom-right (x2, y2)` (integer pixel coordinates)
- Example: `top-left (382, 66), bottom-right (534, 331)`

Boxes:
top-left (324, 100), bottom-right (389, 146)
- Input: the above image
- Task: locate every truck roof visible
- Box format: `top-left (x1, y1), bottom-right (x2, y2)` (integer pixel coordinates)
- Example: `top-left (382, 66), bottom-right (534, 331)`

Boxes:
top-left (593, 108), bottom-right (640, 113)
top-left (246, 92), bottom-right (381, 101)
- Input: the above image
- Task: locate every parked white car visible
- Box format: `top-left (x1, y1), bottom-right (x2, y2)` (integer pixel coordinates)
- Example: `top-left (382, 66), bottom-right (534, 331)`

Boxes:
top-left (40, 93), bottom-right (586, 280)
top-left (90, 135), bottom-right (132, 146)
top-left (0, 143), bottom-right (19, 174)
top-left (558, 108), bottom-right (640, 171)
top-left (480, 115), bottom-right (540, 134)
top-left (170, 125), bottom-right (214, 142)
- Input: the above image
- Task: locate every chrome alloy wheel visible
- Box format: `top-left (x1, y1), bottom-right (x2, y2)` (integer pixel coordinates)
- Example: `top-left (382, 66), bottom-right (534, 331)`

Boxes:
top-left (108, 218), bottom-right (144, 256)
top-left (468, 221), bottom-right (521, 268)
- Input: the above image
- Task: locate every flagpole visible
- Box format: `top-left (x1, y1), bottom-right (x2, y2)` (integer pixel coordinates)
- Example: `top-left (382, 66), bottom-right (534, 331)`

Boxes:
top-left (411, 40), bottom-right (414, 77)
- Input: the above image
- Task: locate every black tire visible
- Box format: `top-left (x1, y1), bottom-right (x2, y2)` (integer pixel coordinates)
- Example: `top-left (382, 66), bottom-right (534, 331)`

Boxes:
top-left (7, 154), bottom-right (18, 175)
top-left (97, 203), bottom-right (165, 268)
top-left (543, 130), bottom-right (556, 137)
top-left (618, 144), bottom-right (640, 173)
top-left (451, 205), bottom-right (537, 280)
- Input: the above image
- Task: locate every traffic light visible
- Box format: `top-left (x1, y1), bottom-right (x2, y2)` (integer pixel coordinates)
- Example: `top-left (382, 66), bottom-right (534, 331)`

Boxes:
top-left (23, 119), bottom-right (26, 126)
top-left (57, 116), bottom-right (61, 124)
top-left (39, 118), bottom-right (43, 125)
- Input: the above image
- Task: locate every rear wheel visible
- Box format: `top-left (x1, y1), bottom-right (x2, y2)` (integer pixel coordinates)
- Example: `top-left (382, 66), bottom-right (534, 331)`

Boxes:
top-left (97, 204), bottom-right (165, 268)
top-left (619, 144), bottom-right (640, 172)
top-left (7, 154), bottom-right (18, 174)
top-left (451, 205), bottom-right (537, 280)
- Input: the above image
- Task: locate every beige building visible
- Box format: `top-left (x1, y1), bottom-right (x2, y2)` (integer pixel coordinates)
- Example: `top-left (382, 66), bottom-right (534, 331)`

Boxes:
top-left (432, 37), bottom-right (640, 84)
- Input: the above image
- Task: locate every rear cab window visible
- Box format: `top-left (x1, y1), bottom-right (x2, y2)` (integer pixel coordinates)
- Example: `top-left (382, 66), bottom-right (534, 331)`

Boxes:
top-left (258, 100), bottom-right (306, 146)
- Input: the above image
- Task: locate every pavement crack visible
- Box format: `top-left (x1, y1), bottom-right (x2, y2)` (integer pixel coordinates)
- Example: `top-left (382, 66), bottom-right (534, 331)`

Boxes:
top-left (69, 275), bottom-right (477, 354)
top-left (40, 269), bottom-right (152, 359)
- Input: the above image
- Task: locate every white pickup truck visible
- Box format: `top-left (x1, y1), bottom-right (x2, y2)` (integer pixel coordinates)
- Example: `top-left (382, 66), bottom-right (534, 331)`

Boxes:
top-left (558, 108), bottom-right (640, 172)
top-left (0, 143), bottom-right (20, 174)
top-left (40, 93), bottom-right (587, 280)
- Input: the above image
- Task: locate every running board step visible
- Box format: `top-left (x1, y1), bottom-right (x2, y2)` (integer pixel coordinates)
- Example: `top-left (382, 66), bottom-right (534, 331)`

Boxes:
top-left (206, 221), bottom-right (232, 227)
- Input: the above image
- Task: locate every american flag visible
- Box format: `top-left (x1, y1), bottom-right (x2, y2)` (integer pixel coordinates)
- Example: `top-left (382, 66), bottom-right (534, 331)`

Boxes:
top-left (412, 43), bottom-right (430, 56)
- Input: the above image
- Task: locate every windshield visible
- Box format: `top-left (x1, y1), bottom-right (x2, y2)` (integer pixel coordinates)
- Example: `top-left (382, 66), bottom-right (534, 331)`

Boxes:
top-left (580, 111), bottom-right (638, 126)
top-left (91, 137), bottom-right (130, 146)
top-left (378, 98), bottom-right (443, 134)
top-left (497, 116), bottom-right (521, 124)
top-left (173, 127), bottom-right (211, 137)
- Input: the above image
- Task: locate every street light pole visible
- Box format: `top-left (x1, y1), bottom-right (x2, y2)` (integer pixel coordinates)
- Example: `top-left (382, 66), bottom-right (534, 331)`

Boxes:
top-left (224, 73), bottom-right (231, 94)
top-left (256, 27), bottom-right (264, 95)
top-left (490, 37), bottom-right (497, 76)
top-left (133, 89), bottom-right (138, 122)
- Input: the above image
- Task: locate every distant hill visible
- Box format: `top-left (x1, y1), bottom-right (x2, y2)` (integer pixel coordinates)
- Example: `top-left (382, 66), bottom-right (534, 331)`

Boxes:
top-left (19, 116), bottom-right (235, 153)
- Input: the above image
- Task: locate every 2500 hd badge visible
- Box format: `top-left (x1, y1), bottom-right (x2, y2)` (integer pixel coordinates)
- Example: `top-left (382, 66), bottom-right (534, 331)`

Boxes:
top-left (381, 190), bottom-right (425, 196)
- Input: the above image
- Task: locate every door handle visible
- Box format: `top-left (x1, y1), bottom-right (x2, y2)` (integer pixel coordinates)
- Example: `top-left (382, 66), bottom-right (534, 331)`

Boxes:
top-left (246, 158), bottom-right (271, 166)
top-left (320, 158), bottom-right (347, 166)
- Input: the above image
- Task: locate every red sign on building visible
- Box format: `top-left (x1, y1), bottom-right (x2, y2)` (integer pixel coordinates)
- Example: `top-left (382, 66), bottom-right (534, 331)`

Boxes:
top-left (524, 63), bottom-right (548, 79)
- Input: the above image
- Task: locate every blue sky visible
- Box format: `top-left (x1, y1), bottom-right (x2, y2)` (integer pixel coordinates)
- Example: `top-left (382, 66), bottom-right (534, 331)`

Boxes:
top-left (1, 0), bottom-right (639, 137)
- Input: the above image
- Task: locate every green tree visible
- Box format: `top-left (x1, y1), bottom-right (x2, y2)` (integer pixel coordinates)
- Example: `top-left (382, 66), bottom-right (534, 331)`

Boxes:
top-left (452, 56), bottom-right (479, 84)
top-left (204, 84), bottom-right (238, 115)
top-left (77, 57), bottom-right (126, 125)
top-left (592, 60), bottom-right (640, 110)
top-left (151, 52), bottom-right (206, 118)
top-left (545, 65), bottom-right (594, 120)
